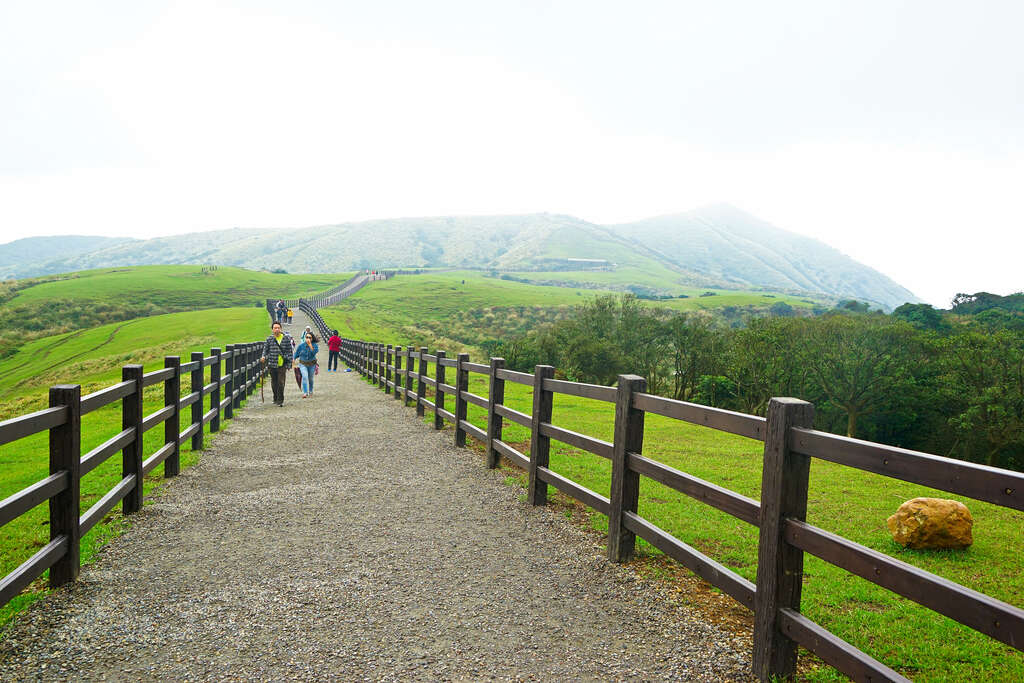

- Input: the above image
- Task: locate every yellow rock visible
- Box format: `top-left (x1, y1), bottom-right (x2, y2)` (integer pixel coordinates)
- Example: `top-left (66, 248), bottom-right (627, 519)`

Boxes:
top-left (886, 497), bottom-right (973, 549)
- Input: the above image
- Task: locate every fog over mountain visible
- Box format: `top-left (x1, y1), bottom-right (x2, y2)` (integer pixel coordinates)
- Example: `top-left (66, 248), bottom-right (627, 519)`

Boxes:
top-left (1, 205), bottom-right (917, 309)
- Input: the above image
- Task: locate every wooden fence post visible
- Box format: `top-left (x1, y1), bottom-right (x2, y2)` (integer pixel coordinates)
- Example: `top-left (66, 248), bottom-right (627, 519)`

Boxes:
top-left (164, 356), bottom-right (181, 478)
top-left (210, 348), bottom-right (221, 433)
top-left (405, 346), bottom-right (415, 407)
top-left (386, 344), bottom-right (393, 393)
top-left (608, 374), bottom-right (646, 562)
top-left (753, 397), bottom-right (815, 681)
top-left (224, 345), bottom-right (234, 420)
top-left (376, 343), bottom-right (383, 386)
top-left (434, 351), bottom-right (446, 429)
top-left (528, 365), bottom-right (555, 506)
top-left (486, 357), bottom-right (506, 469)
top-left (248, 343), bottom-right (256, 398)
top-left (48, 384), bottom-right (81, 587)
top-left (191, 351), bottom-right (204, 451)
top-left (453, 352), bottom-right (470, 447)
top-left (394, 346), bottom-right (403, 400)
top-left (383, 344), bottom-right (391, 394)
top-left (234, 346), bottom-right (244, 408)
top-left (122, 364), bottom-right (144, 515)
top-left (416, 347), bottom-right (428, 417)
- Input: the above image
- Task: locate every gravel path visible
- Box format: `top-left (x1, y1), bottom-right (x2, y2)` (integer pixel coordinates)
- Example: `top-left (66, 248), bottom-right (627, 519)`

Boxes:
top-left (0, 315), bottom-right (753, 681)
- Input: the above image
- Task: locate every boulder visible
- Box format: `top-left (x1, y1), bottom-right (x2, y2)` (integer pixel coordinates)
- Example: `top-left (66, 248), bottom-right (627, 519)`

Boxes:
top-left (886, 497), bottom-right (973, 549)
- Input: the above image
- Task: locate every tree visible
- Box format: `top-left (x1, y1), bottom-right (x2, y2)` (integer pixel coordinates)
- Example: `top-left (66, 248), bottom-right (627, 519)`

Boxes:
top-left (941, 330), bottom-right (1024, 468)
top-left (725, 318), bottom-right (807, 415)
top-left (801, 316), bottom-right (923, 438)
top-left (892, 303), bottom-right (948, 332)
top-left (666, 312), bottom-right (717, 401)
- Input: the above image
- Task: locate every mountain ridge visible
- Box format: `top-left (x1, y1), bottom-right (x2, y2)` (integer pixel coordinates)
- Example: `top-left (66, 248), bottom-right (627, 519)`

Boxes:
top-left (1, 206), bottom-right (918, 309)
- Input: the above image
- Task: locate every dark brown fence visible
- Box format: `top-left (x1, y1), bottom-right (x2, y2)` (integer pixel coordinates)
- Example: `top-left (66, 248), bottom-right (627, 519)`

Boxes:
top-left (339, 336), bottom-right (1024, 683)
top-left (0, 341), bottom-right (267, 611)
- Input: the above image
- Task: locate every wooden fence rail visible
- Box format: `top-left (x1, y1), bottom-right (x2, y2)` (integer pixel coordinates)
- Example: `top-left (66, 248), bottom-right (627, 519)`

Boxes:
top-left (0, 340), bottom-right (268, 610)
top-left (337, 333), bottom-right (1024, 683)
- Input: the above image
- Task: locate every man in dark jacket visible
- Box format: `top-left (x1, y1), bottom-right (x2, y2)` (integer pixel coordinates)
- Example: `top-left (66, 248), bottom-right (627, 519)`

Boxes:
top-left (261, 321), bottom-right (294, 406)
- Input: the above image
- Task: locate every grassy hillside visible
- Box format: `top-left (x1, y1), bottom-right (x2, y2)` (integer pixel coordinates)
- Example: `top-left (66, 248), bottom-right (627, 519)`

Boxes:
top-left (0, 236), bottom-right (135, 278)
top-left (320, 271), bottom-right (820, 356)
top-left (0, 306), bottom-right (272, 626)
top-left (4, 265), bottom-right (343, 309)
top-left (4, 208), bottom-right (918, 309)
top-left (0, 265), bottom-right (347, 356)
top-left (610, 204), bottom-right (917, 309)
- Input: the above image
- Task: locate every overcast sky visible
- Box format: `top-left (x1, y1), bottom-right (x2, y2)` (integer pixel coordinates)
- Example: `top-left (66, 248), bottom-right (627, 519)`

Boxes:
top-left (2, 1), bottom-right (1021, 307)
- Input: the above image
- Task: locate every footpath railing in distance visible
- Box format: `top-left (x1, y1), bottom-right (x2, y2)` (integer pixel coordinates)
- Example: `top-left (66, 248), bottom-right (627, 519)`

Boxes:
top-left (0, 340), bottom-right (268, 610)
top-left (336, 333), bottom-right (1024, 683)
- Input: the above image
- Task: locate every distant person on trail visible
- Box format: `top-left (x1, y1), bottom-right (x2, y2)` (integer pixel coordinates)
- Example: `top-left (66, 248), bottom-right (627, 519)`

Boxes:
top-left (327, 329), bottom-right (342, 371)
top-left (275, 299), bottom-right (286, 324)
top-left (261, 321), bottom-right (294, 406)
top-left (286, 307), bottom-right (294, 324)
top-left (294, 331), bottom-right (319, 398)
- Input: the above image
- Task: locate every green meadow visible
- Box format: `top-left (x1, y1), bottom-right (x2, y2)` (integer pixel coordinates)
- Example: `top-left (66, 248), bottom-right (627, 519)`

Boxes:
top-left (0, 306), bottom-right (273, 626)
top-left (4, 265), bottom-right (344, 309)
top-left (322, 270), bottom-right (817, 354)
top-left (323, 275), bottom-right (1024, 682)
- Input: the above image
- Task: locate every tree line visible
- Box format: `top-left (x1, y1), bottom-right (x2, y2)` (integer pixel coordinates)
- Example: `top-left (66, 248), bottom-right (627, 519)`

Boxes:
top-left (486, 293), bottom-right (1024, 472)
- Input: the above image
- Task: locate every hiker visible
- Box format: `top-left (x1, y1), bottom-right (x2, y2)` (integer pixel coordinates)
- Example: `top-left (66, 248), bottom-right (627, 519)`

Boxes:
top-left (275, 299), bottom-right (286, 324)
top-left (327, 329), bottom-right (342, 371)
top-left (286, 307), bottom-right (294, 324)
top-left (261, 320), bottom-right (294, 406)
top-left (294, 331), bottom-right (319, 398)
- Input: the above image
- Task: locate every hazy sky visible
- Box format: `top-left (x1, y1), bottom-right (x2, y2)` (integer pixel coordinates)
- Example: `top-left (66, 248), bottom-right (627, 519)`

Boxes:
top-left (2, 1), bottom-right (1021, 307)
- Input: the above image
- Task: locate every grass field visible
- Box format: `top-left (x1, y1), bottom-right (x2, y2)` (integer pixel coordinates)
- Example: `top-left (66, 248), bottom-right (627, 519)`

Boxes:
top-left (322, 274), bottom-right (1023, 681)
top-left (0, 306), bottom-right (273, 626)
top-left (321, 271), bottom-right (820, 357)
top-left (4, 265), bottom-right (346, 309)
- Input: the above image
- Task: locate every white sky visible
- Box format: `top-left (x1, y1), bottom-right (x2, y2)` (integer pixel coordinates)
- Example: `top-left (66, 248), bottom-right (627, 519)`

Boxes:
top-left (1, 0), bottom-right (1021, 307)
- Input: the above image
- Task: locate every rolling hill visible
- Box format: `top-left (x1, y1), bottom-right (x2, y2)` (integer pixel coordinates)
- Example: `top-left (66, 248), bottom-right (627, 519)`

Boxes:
top-left (1, 206), bottom-right (918, 309)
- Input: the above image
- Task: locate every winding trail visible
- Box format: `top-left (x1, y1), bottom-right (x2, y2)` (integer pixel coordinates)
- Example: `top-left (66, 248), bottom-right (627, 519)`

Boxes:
top-left (0, 311), bottom-right (752, 681)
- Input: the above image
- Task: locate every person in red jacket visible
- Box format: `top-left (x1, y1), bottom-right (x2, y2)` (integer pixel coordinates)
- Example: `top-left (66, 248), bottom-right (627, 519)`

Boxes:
top-left (327, 329), bottom-right (343, 372)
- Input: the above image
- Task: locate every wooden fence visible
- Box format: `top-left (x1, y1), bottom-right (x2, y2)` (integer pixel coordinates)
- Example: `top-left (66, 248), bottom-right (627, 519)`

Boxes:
top-left (339, 336), bottom-right (1024, 682)
top-left (265, 269), bottom-right (397, 313)
top-left (0, 340), bottom-right (267, 611)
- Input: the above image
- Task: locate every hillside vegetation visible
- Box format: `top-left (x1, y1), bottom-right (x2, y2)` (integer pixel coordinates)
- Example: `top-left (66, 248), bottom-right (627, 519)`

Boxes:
top-left (2, 205), bottom-right (917, 309)
top-left (319, 271), bottom-right (818, 356)
top-left (0, 265), bottom-right (345, 358)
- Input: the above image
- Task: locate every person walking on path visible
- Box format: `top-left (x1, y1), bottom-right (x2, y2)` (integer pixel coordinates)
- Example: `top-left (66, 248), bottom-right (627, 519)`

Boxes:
top-left (275, 300), bottom-right (286, 324)
top-left (294, 331), bottom-right (319, 398)
top-left (261, 320), bottom-right (294, 406)
top-left (327, 329), bottom-right (342, 371)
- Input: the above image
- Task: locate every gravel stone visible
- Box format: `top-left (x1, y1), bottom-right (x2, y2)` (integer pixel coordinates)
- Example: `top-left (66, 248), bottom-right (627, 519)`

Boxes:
top-left (0, 315), bottom-right (753, 681)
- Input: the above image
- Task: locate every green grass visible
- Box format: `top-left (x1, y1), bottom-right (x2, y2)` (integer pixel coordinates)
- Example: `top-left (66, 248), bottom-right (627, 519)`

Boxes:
top-left (321, 271), bottom-right (819, 359)
top-left (322, 271), bottom-right (611, 351)
top-left (0, 306), bottom-right (273, 627)
top-left (332, 281), bottom-right (1024, 681)
top-left (5, 265), bottom-right (347, 309)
